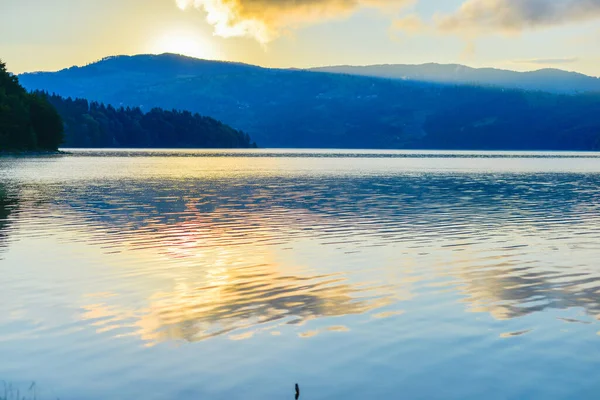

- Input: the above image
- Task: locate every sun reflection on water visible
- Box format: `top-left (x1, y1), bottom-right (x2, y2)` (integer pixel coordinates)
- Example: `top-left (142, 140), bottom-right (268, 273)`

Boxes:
top-left (77, 215), bottom-right (399, 346)
top-left (2, 153), bottom-right (600, 351)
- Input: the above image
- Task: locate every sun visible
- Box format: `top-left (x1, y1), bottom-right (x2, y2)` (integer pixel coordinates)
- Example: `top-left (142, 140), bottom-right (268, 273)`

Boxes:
top-left (149, 29), bottom-right (217, 60)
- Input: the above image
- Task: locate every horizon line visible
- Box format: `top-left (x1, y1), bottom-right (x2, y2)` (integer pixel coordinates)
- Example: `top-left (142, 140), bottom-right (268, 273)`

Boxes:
top-left (14, 52), bottom-right (598, 78)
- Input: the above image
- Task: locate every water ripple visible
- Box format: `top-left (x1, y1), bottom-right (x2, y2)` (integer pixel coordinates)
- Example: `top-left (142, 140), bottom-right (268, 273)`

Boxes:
top-left (1, 150), bottom-right (600, 399)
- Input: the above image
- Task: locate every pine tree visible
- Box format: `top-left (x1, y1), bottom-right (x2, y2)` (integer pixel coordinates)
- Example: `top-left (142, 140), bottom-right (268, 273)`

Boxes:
top-left (0, 60), bottom-right (64, 151)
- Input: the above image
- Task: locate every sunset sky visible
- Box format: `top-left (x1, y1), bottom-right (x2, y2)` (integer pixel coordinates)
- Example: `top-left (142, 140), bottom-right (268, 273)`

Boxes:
top-left (2, 0), bottom-right (600, 75)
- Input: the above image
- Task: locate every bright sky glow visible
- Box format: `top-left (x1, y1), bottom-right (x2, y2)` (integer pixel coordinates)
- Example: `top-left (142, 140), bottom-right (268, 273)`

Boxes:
top-left (0, 0), bottom-right (598, 76)
top-left (148, 28), bottom-right (220, 60)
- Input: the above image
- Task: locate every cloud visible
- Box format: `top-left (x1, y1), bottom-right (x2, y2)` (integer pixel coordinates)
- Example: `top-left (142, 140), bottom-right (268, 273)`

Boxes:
top-left (176, 0), bottom-right (414, 43)
top-left (512, 57), bottom-right (579, 65)
top-left (179, 0), bottom-right (600, 44)
top-left (436, 0), bottom-right (600, 34)
top-left (393, 14), bottom-right (428, 35)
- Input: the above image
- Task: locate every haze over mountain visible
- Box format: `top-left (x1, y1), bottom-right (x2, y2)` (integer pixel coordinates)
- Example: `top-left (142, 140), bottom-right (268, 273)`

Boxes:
top-left (19, 53), bottom-right (600, 150)
top-left (311, 64), bottom-right (600, 94)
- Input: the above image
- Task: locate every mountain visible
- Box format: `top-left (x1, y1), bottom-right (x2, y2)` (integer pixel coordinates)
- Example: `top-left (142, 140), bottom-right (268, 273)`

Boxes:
top-left (19, 53), bottom-right (600, 150)
top-left (310, 64), bottom-right (600, 94)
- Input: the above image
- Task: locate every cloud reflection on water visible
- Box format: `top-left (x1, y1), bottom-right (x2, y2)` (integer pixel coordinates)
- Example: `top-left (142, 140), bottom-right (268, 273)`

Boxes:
top-left (2, 155), bottom-right (600, 347)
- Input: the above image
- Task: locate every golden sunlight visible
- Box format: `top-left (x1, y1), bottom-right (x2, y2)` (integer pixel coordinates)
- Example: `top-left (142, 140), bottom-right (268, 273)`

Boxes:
top-left (149, 29), bottom-right (218, 60)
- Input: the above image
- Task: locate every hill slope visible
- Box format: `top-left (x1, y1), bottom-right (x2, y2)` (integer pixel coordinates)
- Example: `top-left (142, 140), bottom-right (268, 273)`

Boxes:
top-left (38, 91), bottom-right (257, 148)
top-left (311, 64), bottom-right (600, 94)
top-left (19, 54), bottom-right (600, 150)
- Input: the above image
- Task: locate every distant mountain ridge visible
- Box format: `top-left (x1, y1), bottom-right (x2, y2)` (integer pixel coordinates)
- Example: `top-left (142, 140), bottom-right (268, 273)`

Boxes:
top-left (57, 53), bottom-right (261, 77)
top-left (25, 54), bottom-right (600, 94)
top-left (18, 53), bottom-right (600, 150)
top-left (310, 63), bottom-right (600, 94)
top-left (21, 54), bottom-right (263, 102)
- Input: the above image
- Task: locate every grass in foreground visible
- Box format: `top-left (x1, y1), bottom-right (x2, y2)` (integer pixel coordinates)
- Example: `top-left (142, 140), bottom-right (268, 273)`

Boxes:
top-left (1, 382), bottom-right (59, 400)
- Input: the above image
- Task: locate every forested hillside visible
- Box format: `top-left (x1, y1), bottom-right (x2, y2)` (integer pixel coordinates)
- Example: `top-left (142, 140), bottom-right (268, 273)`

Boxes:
top-left (38, 92), bottom-right (257, 148)
top-left (20, 54), bottom-right (600, 151)
top-left (0, 60), bottom-right (63, 151)
top-left (311, 64), bottom-right (600, 94)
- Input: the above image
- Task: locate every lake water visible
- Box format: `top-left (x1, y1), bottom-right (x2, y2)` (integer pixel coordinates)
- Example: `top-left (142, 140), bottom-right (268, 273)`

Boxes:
top-left (1, 149), bottom-right (600, 400)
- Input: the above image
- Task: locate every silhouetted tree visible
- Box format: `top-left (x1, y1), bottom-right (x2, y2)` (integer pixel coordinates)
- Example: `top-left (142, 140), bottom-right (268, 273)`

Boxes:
top-left (0, 60), bottom-right (63, 151)
top-left (35, 91), bottom-right (257, 149)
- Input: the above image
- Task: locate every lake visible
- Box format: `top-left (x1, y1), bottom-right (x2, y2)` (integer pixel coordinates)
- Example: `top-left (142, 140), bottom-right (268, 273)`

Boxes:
top-left (1, 149), bottom-right (600, 400)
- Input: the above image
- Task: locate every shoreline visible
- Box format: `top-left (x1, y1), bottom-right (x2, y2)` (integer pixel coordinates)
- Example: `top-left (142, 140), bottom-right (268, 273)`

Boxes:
top-left (0, 150), bottom-right (71, 157)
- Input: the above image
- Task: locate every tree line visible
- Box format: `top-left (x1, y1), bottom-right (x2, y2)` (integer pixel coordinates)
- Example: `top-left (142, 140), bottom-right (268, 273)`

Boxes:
top-left (0, 60), bottom-right (63, 151)
top-left (39, 92), bottom-right (257, 149)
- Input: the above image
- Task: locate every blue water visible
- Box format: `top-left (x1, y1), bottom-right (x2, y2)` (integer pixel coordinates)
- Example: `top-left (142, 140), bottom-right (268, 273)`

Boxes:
top-left (1, 149), bottom-right (600, 399)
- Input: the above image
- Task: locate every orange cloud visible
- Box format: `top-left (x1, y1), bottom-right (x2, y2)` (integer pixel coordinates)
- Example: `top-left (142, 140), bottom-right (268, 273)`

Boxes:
top-left (177, 0), bottom-right (414, 43)
top-left (393, 14), bottom-right (428, 35)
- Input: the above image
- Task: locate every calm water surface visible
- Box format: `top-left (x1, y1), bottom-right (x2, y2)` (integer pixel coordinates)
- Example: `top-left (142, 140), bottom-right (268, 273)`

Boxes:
top-left (1, 149), bottom-right (600, 399)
